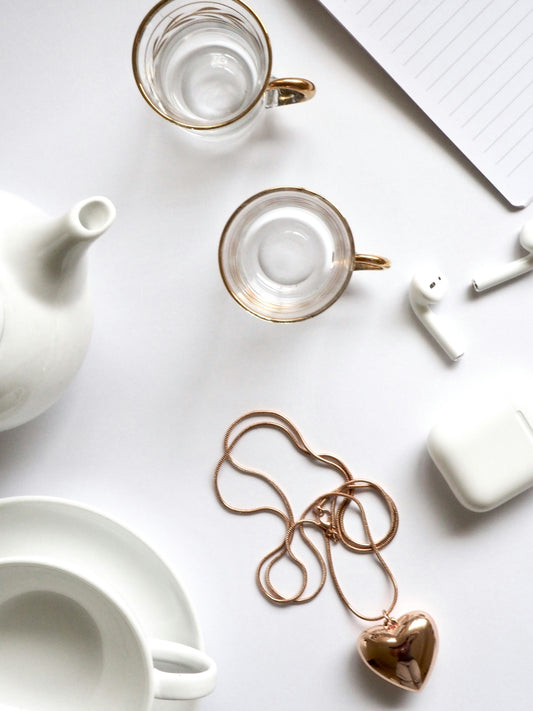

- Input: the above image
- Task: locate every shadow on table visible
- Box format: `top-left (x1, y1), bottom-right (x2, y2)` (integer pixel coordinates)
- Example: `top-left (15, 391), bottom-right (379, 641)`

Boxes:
top-left (347, 645), bottom-right (411, 707)
top-left (416, 447), bottom-right (533, 535)
top-left (0, 408), bottom-right (63, 482)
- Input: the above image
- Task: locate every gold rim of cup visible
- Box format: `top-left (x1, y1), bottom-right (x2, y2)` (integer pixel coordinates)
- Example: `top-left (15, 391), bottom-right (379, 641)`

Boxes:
top-left (131, 0), bottom-right (274, 130)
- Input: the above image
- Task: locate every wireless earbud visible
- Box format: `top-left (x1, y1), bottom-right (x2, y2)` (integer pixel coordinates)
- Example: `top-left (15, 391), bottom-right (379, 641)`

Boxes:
top-left (472, 219), bottom-right (533, 292)
top-left (409, 269), bottom-right (465, 361)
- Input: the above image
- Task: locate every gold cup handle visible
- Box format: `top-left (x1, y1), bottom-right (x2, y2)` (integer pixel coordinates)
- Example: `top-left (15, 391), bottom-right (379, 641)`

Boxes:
top-left (352, 254), bottom-right (391, 271)
top-left (265, 78), bottom-right (316, 107)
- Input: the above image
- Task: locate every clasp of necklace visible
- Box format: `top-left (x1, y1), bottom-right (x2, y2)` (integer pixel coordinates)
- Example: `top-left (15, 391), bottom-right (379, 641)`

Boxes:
top-left (382, 610), bottom-right (398, 628)
top-left (313, 504), bottom-right (339, 542)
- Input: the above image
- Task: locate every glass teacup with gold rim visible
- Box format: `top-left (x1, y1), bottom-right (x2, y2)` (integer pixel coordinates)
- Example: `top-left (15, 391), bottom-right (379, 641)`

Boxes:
top-left (218, 187), bottom-right (391, 322)
top-left (132, 0), bottom-right (315, 139)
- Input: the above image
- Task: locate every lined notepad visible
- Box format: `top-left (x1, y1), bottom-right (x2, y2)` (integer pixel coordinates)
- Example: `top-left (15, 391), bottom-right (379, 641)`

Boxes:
top-left (319, 0), bottom-right (533, 206)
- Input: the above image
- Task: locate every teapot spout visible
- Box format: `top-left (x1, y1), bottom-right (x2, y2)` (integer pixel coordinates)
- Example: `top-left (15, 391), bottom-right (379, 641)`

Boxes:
top-left (67, 196), bottom-right (116, 240)
top-left (6, 195), bottom-right (116, 302)
top-left (42, 195), bottom-right (116, 298)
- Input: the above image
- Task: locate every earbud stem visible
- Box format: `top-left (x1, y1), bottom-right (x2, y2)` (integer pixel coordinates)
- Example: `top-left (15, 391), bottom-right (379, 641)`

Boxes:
top-left (472, 255), bottom-right (533, 292)
top-left (413, 305), bottom-right (464, 361)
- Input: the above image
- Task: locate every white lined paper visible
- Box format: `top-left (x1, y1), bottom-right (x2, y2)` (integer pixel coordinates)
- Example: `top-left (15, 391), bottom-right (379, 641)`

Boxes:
top-left (319, 0), bottom-right (533, 206)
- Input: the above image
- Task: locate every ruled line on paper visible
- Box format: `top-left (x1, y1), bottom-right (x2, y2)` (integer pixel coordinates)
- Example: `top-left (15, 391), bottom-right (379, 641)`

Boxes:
top-left (462, 54), bottom-right (533, 128)
top-left (508, 147), bottom-right (533, 176)
top-left (439, 8), bottom-right (531, 104)
top-left (488, 103), bottom-right (533, 153)
top-left (427, 1), bottom-right (519, 92)
top-left (415, 1), bottom-right (494, 79)
top-left (357, 0), bottom-right (373, 17)
top-left (449, 28), bottom-right (533, 117)
top-left (403, 0), bottom-right (470, 67)
top-left (392, 0), bottom-right (447, 54)
top-left (474, 76), bottom-right (533, 140)
top-left (368, 0), bottom-right (397, 29)
top-left (319, 0), bottom-right (533, 204)
top-left (496, 126), bottom-right (533, 164)
top-left (379, 0), bottom-right (422, 42)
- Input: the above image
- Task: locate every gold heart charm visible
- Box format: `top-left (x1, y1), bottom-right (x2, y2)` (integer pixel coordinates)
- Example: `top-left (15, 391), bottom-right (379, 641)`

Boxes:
top-left (358, 611), bottom-right (438, 692)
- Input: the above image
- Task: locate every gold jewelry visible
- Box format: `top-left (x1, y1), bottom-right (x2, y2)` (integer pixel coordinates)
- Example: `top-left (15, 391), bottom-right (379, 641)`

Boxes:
top-left (214, 411), bottom-right (438, 692)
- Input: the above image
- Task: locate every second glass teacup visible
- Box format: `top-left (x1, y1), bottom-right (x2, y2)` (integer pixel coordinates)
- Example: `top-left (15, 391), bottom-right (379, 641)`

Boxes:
top-left (219, 187), bottom-right (391, 322)
top-left (132, 0), bottom-right (316, 139)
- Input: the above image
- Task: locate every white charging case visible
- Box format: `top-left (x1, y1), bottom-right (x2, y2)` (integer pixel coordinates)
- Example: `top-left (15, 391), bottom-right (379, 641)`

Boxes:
top-left (427, 385), bottom-right (533, 511)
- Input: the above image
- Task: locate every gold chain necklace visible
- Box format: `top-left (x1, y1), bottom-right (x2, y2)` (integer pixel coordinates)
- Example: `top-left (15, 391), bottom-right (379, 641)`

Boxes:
top-left (214, 411), bottom-right (438, 692)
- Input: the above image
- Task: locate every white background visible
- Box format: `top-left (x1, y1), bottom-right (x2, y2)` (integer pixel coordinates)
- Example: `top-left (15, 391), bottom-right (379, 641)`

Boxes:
top-left (1, 0), bottom-right (533, 709)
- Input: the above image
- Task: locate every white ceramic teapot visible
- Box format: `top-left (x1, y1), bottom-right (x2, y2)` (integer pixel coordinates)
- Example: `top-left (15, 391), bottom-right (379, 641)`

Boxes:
top-left (0, 191), bottom-right (115, 431)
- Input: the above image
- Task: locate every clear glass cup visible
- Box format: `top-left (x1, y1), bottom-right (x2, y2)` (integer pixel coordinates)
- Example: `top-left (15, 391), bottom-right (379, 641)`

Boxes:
top-left (218, 187), bottom-right (391, 322)
top-left (132, 0), bottom-right (316, 139)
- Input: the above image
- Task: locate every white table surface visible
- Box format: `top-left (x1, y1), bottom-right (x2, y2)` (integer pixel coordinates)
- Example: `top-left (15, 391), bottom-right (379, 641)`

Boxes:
top-left (1, 1), bottom-right (533, 709)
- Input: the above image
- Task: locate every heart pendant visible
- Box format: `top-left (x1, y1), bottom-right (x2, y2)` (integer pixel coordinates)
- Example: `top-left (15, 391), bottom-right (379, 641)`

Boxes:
top-left (358, 611), bottom-right (438, 692)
